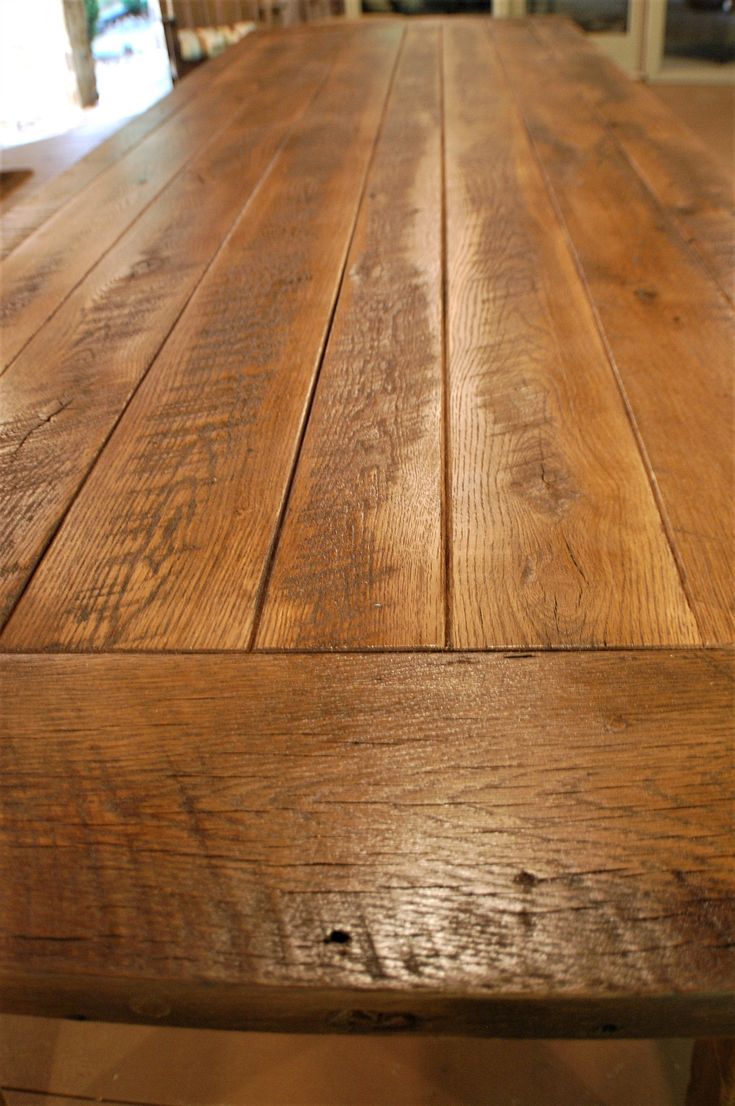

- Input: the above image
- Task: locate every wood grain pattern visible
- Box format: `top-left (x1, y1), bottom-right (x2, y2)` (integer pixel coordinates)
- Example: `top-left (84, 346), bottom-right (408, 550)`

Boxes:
top-left (0, 25), bottom-right (250, 261)
top-left (1, 650), bottom-right (733, 1034)
top-left (492, 20), bottom-right (735, 646)
top-left (0, 19), bottom-right (731, 1048)
top-left (2, 25), bottom-right (403, 651)
top-left (0, 29), bottom-right (343, 632)
top-left (257, 25), bottom-right (443, 650)
top-left (533, 18), bottom-right (735, 306)
top-left (444, 23), bottom-right (697, 649)
top-left (0, 28), bottom-right (334, 371)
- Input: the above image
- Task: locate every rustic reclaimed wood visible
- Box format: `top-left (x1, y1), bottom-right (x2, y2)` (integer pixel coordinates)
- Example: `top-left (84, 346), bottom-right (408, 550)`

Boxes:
top-left (444, 22), bottom-right (696, 649)
top-left (0, 24), bottom-right (353, 630)
top-left (533, 18), bottom-right (735, 307)
top-left (0, 17), bottom-right (733, 1047)
top-left (492, 20), bottom-right (734, 646)
top-left (258, 25), bottom-right (444, 649)
top-left (0, 26), bottom-right (251, 261)
top-left (1, 650), bottom-right (733, 1035)
top-left (1, 24), bottom-right (401, 650)
top-left (0, 29), bottom-right (351, 373)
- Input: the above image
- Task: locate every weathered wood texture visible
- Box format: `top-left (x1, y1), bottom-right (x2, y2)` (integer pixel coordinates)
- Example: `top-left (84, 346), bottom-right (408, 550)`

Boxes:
top-left (257, 25), bottom-right (444, 649)
top-left (0, 24), bottom-right (255, 259)
top-left (1, 25), bottom-right (402, 650)
top-left (444, 23), bottom-right (696, 649)
top-left (0, 18), bottom-right (733, 1045)
top-left (491, 21), bottom-right (734, 646)
top-left (0, 27), bottom-right (344, 631)
top-left (533, 18), bottom-right (735, 306)
top-left (0, 29), bottom-right (351, 373)
top-left (1, 651), bottom-right (733, 1034)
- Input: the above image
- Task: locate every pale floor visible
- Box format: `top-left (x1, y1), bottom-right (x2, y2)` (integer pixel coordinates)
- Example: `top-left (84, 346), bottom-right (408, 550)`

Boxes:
top-left (0, 1015), bottom-right (695, 1105)
top-left (0, 67), bottom-right (729, 1106)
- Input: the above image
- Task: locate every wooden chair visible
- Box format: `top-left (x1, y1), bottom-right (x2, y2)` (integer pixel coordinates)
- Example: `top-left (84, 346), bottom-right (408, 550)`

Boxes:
top-left (163, 0), bottom-right (346, 78)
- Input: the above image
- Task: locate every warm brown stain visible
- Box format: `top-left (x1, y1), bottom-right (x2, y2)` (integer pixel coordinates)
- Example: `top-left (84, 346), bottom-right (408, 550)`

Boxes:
top-left (493, 19), bottom-right (734, 645)
top-left (0, 650), bottom-right (733, 1034)
top-left (257, 25), bottom-right (444, 649)
top-left (2, 24), bottom-right (402, 650)
top-left (445, 23), bottom-right (698, 648)
top-left (532, 19), bottom-right (734, 307)
top-left (0, 17), bottom-right (732, 1059)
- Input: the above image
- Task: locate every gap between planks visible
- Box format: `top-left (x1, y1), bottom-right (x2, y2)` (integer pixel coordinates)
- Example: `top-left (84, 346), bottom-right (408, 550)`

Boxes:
top-left (0, 646), bottom-right (730, 657)
top-left (0, 29), bottom-right (354, 377)
top-left (0, 52), bottom-right (342, 638)
top-left (439, 23), bottom-right (453, 652)
top-left (486, 19), bottom-right (733, 645)
top-left (487, 25), bottom-right (703, 641)
top-left (245, 27), bottom-right (409, 652)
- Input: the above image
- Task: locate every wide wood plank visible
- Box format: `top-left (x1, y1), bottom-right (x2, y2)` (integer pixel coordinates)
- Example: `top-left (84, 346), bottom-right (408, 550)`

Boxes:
top-left (492, 21), bottom-right (734, 646)
top-left (0, 29), bottom-right (344, 632)
top-left (1, 650), bottom-right (732, 1035)
top-left (257, 25), bottom-right (443, 650)
top-left (1, 26), bottom-right (403, 651)
top-left (534, 18), bottom-right (734, 306)
top-left (0, 25), bottom-right (252, 261)
top-left (0, 29), bottom-right (338, 372)
top-left (443, 23), bottom-right (697, 649)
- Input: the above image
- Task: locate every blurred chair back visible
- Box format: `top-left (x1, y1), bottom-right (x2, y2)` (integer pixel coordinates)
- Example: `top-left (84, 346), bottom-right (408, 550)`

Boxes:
top-left (171, 0), bottom-right (339, 31)
top-left (163, 0), bottom-right (344, 77)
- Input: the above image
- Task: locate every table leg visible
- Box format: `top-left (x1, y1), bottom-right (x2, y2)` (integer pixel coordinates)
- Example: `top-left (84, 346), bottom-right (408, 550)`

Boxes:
top-left (686, 1040), bottom-right (735, 1106)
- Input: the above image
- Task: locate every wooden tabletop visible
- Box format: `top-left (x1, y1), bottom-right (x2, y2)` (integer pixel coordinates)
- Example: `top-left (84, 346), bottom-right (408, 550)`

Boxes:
top-left (1, 17), bottom-right (733, 1038)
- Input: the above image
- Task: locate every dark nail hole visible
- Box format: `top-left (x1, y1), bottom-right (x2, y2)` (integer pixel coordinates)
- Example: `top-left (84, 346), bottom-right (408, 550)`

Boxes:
top-left (514, 869), bottom-right (539, 888)
top-left (68, 1014), bottom-right (88, 1021)
top-left (325, 929), bottom-right (352, 945)
top-left (599, 1024), bottom-right (619, 1035)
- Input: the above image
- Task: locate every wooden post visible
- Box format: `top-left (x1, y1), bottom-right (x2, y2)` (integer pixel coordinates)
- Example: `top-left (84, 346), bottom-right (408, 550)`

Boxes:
top-left (62, 0), bottom-right (98, 107)
top-left (687, 1041), bottom-right (735, 1106)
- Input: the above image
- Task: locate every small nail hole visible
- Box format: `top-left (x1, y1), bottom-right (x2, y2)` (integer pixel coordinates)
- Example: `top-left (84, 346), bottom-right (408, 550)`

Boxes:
top-left (599, 1024), bottom-right (619, 1035)
top-left (325, 929), bottom-right (351, 945)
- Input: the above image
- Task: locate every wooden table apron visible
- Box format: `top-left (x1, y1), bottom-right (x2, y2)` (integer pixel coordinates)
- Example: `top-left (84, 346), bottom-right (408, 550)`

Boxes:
top-left (0, 17), bottom-right (733, 1039)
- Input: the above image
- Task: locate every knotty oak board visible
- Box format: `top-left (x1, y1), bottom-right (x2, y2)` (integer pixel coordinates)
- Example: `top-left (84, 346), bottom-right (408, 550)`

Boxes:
top-left (0, 17), bottom-right (733, 1042)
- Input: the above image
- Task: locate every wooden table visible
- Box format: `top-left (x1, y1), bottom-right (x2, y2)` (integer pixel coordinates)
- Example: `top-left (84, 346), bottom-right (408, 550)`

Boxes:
top-left (1, 12), bottom-right (733, 1070)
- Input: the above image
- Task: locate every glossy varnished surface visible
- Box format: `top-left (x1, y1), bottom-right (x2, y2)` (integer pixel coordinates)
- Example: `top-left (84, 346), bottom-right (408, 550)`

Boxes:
top-left (0, 18), bottom-right (732, 1035)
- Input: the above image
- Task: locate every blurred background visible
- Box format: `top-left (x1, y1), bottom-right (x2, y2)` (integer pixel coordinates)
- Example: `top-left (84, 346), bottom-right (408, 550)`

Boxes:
top-left (0, 0), bottom-right (732, 160)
